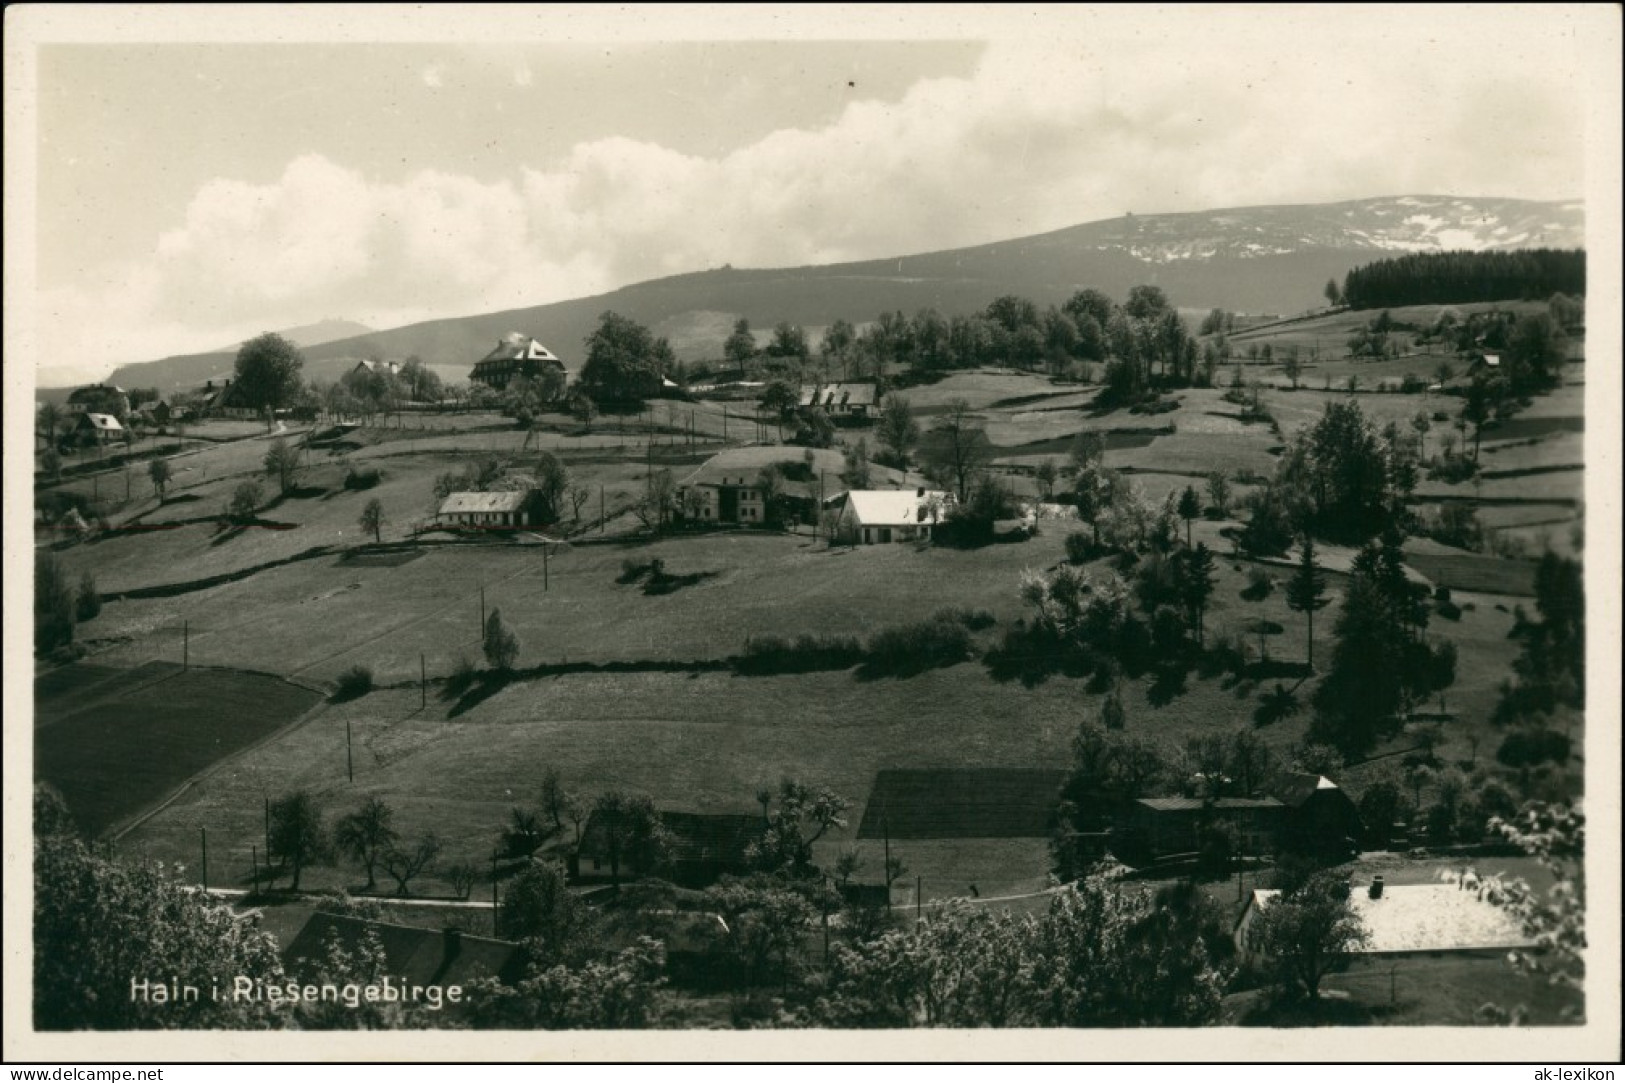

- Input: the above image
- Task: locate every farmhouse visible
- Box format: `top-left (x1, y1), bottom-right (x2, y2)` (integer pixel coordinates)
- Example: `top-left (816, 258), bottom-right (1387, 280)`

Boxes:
top-left (1234, 878), bottom-right (1536, 962)
top-left (70, 412), bottom-right (125, 446)
top-left (436, 490), bottom-right (537, 529)
top-left (798, 381), bottom-right (878, 418)
top-left (572, 809), bottom-right (768, 889)
top-left (831, 488), bottom-right (952, 545)
top-left (196, 378), bottom-right (259, 420)
top-left (133, 399), bottom-right (172, 427)
top-left (471, 333), bottom-right (567, 392)
top-left (280, 912), bottom-right (523, 1015)
top-left (1267, 772), bottom-right (1364, 855)
top-left (1118, 796), bottom-right (1287, 862)
top-left (352, 358), bottom-right (401, 377)
top-left (676, 446), bottom-right (851, 526)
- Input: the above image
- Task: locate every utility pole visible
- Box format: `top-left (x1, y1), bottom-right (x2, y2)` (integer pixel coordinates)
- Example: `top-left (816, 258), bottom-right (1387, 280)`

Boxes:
top-left (542, 544), bottom-right (549, 592)
top-left (882, 804), bottom-right (892, 913)
top-left (252, 845), bottom-right (259, 896)
top-left (916, 875), bottom-right (922, 923)
top-left (600, 486), bottom-right (605, 534)
top-left (491, 850), bottom-right (500, 916)
top-left (421, 653), bottom-right (427, 710)
top-left (345, 719), bottom-right (354, 782)
top-left (479, 584), bottom-right (486, 630)
top-left (200, 827), bottom-right (208, 892)
top-left (264, 796), bottom-right (272, 878)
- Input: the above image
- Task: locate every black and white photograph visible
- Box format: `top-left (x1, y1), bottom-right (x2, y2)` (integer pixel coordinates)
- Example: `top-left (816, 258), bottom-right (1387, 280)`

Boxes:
top-left (4, 4), bottom-right (1619, 1063)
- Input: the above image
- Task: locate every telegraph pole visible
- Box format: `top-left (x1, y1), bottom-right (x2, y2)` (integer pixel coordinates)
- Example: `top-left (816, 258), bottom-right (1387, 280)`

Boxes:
top-left (183, 621), bottom-right (189, 670)
top-left (600, 486), bottom-right (605, 534)
top-left (345, 719), bottom-right (354, 782)
top-left (200, 827), bottom-right (208, 892)
top-left (420, 653), bottom-right (427, 710)
top-left (542, 544), bottom-right (549, 592)
top-left (479, 584), bottom-right (486, 630)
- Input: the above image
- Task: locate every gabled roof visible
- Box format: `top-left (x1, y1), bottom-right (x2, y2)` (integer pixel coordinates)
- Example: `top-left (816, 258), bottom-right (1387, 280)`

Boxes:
top-left (845, 488), bottom-right (952, 528)
top-left (477, 333), bottom-right (562, 365)
top-left (1244, 883), bottom-right (1535, 954)
top-left (353, 359), bottom-right (400, 374)
top-left (281, 911), bottom-right (523, 990)
top-left (78, 412), bottom-right (124, 432)
top-left (438, 490), bottom-right (529, 516)
top-left (1267, 772), bottom-right (1342, 809)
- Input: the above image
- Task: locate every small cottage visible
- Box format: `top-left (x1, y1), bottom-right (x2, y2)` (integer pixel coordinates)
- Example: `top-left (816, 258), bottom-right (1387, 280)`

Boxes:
top-left (833, 488), bottom-right (952, 544)
top-left (436, 490), bottom-right (535, 530)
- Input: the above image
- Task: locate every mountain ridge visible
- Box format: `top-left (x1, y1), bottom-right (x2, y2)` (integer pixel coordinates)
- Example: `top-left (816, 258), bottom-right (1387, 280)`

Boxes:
top-left (80, 195), bottom-right (1582, 393)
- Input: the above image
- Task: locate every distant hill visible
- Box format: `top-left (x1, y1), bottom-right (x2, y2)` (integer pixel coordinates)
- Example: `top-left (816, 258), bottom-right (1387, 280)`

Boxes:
top-left (89, 195), bottom-right (1582, 393)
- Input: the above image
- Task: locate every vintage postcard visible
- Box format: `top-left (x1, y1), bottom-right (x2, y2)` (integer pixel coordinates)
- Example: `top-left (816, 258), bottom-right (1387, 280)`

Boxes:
top-left (4, 4), bottom-right (1620, 1063)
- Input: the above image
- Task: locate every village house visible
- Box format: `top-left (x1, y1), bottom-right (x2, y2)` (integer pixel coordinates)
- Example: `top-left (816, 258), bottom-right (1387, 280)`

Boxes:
top-left (133, 399), bottom-right (172, 428)
top-left (675, 446), bottom-right (851, 527)
top-left (830, 487), bottom-right (952, 545)
top-left (195, 378), bottom-right (259, 420)
top-left (69, 412), bottom-right (126, 447)
top-left (1234, 876), bottom-right (1536, 963)
top-left (572, 809), bottom-right (767, 889)
top-left (470, 333), bottom-right (568, 392)
top-left (797, 381), bottom-right (878, 419)
top-left (67, 383), bottom-right (130, 420)
top-left (1266, 771), bottom-right (1365, 856)
top-left (1118, 795), bottom-right (1287, 862)
top-left (352, 358), bottom-right (401, 378)
top-left (436, 490), bottom-right (537, 530)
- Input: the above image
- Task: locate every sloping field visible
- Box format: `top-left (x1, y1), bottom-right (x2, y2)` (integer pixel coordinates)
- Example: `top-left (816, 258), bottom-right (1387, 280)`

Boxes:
top-left (1404, 551), bottom-right (1538, 596)
top-left (34, 660), bottom-right (185, 729)
top-left (857, 768), bottom-right (1068, 839)
top-left (35, 665), bottom-right (323, 836)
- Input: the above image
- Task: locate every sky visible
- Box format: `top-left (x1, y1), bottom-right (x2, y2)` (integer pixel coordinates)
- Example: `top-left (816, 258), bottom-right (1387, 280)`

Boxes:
top-left (11, 6), bottom-right (1608, 383)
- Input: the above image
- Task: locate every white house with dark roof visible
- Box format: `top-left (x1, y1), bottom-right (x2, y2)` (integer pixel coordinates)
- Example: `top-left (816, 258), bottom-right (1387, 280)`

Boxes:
top-left (833, 487), bottom-right (952, 544)
top-left (71, 412), bottom-right (125, 446)
top-left (436, 490), bottom-right (534, 529)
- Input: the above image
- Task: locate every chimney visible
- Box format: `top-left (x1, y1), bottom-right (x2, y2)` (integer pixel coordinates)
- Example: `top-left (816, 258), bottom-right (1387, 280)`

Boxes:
top-left (442, 926), bottom-right (463, 962)
top-left (917, 486), bottom-right (925, 497)
top-left (1369, 875), bottom-right (1384, 900)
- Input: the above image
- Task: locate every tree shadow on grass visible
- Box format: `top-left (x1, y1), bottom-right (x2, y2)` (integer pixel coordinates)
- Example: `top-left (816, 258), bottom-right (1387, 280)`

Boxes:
top-left (1146, 662), bottom-right (1190, 707)
top-left (643, 570), bottom-right (720, 596)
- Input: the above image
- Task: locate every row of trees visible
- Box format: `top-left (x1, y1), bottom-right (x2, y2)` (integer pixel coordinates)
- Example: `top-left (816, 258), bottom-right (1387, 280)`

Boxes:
top-left (1338, 249), bottom-right (1585, 310)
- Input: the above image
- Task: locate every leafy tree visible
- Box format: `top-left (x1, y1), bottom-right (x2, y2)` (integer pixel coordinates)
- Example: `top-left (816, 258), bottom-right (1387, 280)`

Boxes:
top-left (35, 551), bottom-right (76, 653)
top-left (379, 833), bottom-right (441, 896)
top-left (1072, 463), bottom-right (1122, 550)
top-left (263, 438), bottom-right (302, 496)
top-left (41, 447), bottom-right (63, 482)
top-left (1323, 279), bottom-right (1342, 307)
top-left (1173, 543), bottom-right (1217, 646)
top-left (1124, 284), bottom-right (1171, 322)
top-left (234, 332), bottom-right (306, 430)
top-left (1070, 430), bottom-right (1106, 473)
top-left (228, 480), bottom-right (263, 521)
top-left (1282, 348), bottom-right (1303, 389)
top-left (1252, 871), bottom-right (1370, 1000)
top-left (820, 318), bottom-right (857, 376)
top-left (483, 608), bottom-right (520, 671)
top-left (876, 393), bottom-right (920, 465)
top-left (842, 438), bottom-right (872, 491)
top-left (1285, 535), bottom-right (1331, 670)
top-left (358, 497), bottom-right (385, 544)
top-left (706, 876), bottom-right (819, 993)
top-left (532, 451), bottom-right (569, 521)
top-left (724, 317), bottom-right (758, 369)
top-left (569, 390), bottom-right (598, 429)
top-left (759, 380), bottom-right (799, 440)
top-left (1176, 486), bottom-right (1202, 547)
top-left (749, 778), bottom-right (851, 875)
top-left (578, 311), bottom-right (662, 403)
top-left (1495, 552), bottom-right (1584, 725)
top-left (466, 939), bottom-right (666, 1029)
top-left (268, 791), bottom-right (332, 891)
top-left (766, 321), bottom-right (810, 367)
top-left (498, 860), bottom-right (595, 965)
top-left (35, 836), bottom-right (288, 1029)
top-left (539, 767), bottom-right (577, 834)
top-left (1206, 471), bottom-right (1232, 517)
top-left (1034, 459), bottom-right (1059, 500)
top-left (147, 457), bottom-right (172, 500)
top-left (589, 792), bottom-right (672, 887)
top-left (334, 796), bottom-right (398, 891)
top-left (920, 398), bottom-right (991, 504)
top-left (37, 401), bottom-right (64, 445)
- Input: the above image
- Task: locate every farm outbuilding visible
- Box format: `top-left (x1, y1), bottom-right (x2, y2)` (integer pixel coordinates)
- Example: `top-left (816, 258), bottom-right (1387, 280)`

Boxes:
top-left (1267, 771), bottom-right (1364, 857)
top-left (797, 381), bottom-right (878, 418)
top-left (436, 490), bottom-right (535, 529)
top-left (70, 412), bottom-right (125, 446)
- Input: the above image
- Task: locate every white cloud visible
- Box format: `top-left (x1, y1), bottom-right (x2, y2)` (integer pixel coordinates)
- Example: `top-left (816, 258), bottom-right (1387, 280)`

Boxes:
top-left (39, 26), bottom-right (1586, 376)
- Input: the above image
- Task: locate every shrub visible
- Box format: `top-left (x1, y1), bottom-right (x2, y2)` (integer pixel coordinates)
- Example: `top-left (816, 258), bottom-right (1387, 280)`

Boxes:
top-left (736, 633), bottom-right (863, 675)
top-left (1065, 531), bottom-right (1095, 564)
top-left (333, 664), bottom-right (374, 701)
top-left (344, 463), bottom-right (382, 490)
top-left (1242, 566), bottom-right (1274, 600)
top-left (1436, 600), bottom-right (1463, 621)
top-left (1495, 729), bottom-right (1571, 769)
top-left (931, 606), bottom-right (996, 631)
top-left (865, 617), bottom-right (972, 675)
